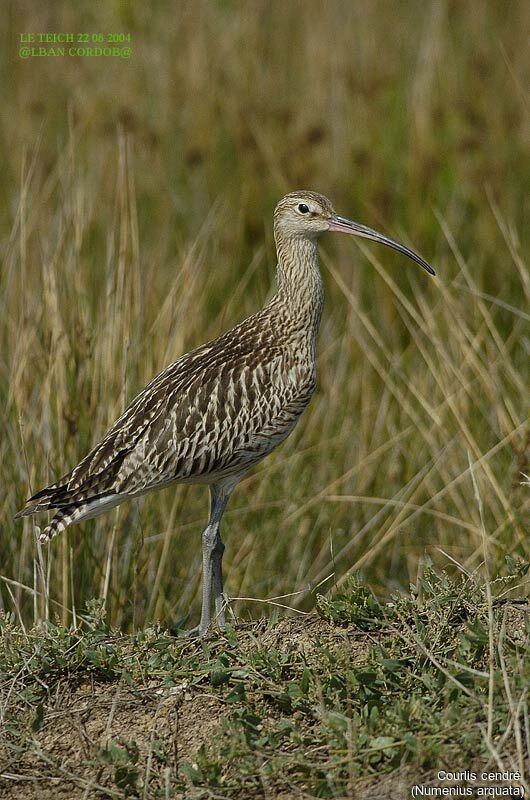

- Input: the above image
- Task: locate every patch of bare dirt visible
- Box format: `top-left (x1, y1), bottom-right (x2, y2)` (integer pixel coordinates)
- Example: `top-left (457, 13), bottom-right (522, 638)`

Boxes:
top-left (1, 673), bottom-right (227, 799)
top-left (236, 611), bottom-right (374, 659)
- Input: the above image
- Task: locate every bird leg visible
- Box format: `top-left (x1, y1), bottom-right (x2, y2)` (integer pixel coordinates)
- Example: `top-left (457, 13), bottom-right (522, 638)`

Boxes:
top-left (197, 484), bottom-right (231, 637)
top-left (211, 532), bottom-right (226, 628)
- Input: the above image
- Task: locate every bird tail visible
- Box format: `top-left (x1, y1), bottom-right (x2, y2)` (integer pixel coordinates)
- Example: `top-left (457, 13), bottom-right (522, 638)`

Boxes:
top-left (14, 483), bottom-right (70, 518)
top-left (16, 490), bottom-right (125, 543)
top-left (15, 482), bottom-right (91, 544)
top-left (36, 505), bottom-right (89, 544)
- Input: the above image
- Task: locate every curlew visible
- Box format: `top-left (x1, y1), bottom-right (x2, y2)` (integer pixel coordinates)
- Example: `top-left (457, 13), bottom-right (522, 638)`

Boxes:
top-left (16, 191), bottom-right (434, 636)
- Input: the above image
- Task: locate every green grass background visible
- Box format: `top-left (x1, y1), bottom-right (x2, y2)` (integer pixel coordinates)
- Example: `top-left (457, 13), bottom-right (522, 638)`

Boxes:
top-left (1, 0), bottom-right (529, 630)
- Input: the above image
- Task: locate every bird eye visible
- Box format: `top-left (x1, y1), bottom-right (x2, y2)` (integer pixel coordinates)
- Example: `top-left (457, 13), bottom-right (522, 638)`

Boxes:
top-left (298, 203), bottom-right (310, 214)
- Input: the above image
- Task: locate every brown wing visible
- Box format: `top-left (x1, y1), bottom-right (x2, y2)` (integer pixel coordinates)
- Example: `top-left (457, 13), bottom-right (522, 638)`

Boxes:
top-left (16, 309), bottom-right (312, 515)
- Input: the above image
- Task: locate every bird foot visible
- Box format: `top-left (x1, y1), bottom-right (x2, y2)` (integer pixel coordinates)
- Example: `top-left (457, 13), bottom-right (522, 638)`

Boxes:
top-left (170, 617), bottom-right (227, 640)
top-left (168, 595), bottom-right (231, 639)
top-left (178, 624), bottom-right (208, 639)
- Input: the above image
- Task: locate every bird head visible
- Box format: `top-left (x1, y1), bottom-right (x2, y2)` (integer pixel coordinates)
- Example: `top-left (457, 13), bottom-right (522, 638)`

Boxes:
top-left (274, 191), bottom-right (435, 276)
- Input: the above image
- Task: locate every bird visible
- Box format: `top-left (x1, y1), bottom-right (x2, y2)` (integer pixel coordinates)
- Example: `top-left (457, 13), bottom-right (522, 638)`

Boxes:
top-left (16, 191), bottom-right (435, 636)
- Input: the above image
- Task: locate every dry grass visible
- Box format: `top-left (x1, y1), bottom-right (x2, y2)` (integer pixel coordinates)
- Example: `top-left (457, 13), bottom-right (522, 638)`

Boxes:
top-left (0, 1), bottom-right (528, 631)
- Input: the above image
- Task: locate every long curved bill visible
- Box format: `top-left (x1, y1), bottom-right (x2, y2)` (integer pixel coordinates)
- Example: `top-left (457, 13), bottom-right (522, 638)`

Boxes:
top-left (328, 215), bottom-right (435, 276)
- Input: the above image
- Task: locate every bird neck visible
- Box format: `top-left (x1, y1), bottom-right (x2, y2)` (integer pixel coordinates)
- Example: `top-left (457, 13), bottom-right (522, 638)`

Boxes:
top-left (273, 234), bottom-right (324, 333)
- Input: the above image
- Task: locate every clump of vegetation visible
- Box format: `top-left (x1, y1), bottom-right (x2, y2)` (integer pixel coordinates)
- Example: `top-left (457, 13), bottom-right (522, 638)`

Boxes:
top-left (317, 574), bottom-right (386, 629)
